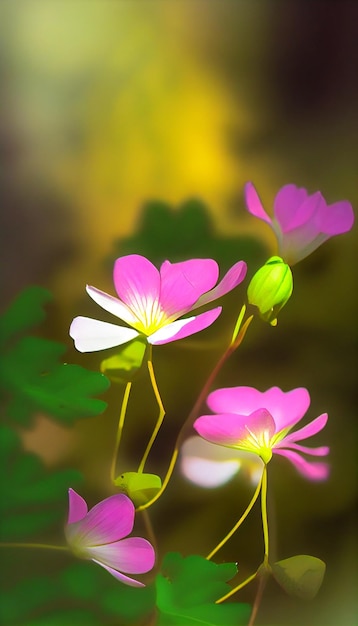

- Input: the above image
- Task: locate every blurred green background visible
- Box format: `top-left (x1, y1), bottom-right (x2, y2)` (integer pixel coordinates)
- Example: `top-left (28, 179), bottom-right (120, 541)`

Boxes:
top-left (0, 1), bottom-right (357, 624)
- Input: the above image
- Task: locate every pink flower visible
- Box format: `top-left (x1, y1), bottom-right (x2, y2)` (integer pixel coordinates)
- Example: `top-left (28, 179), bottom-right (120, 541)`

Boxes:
top-left (244, 182), bottom-right (354, 264)
top-left (70, 254), bottom-right (247, 352)
top-left (65, 489), bottom-right (155, 586)
top-left (193, 386), bottom-right (329, 481)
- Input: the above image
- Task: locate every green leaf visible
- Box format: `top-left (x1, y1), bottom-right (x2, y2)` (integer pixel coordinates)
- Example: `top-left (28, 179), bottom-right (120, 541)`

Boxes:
top-left (272, 554), bottom-right (326, 600)
top-left (0, 286), bottom-right (52, 346)
top-left (114, 471), bottom-right (162, 506)
top-left (100, 338), bottom-right (147, 383)
top-left (0, 425), bottom-right (82, 539)
top-left (156, 552), bottom-right (250, 626)
top-left (0, 286), bottom-right (110, 426)
top-left (0, 336), bottom-right (110, 425)
top-left (114, 199), bottom-right (268, 271)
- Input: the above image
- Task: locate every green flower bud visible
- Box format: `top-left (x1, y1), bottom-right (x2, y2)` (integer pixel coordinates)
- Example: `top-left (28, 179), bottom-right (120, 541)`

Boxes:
top-left (247, 256), bottom-right (293, 326)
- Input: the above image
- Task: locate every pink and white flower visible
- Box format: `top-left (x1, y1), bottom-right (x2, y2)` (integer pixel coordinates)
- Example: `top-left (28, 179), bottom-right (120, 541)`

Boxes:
top-left (244, 182), bottom-right (354, 265)
top-left (70, 254), bottom-right (247, 352)
top-left (65, 489), bottom-right (155, 586)
top-left (193, 386), bottom-right (329, 481)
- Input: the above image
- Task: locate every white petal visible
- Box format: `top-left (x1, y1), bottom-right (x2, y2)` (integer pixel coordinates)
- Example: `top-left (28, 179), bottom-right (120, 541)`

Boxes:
top-left (182, 456), bottom-right (241, 487)
top-left (70, 317), bottom-right (139, 352)
top-left (86, 285), bottom-right (138, 325)
top-left (147, 316), bottom-right (196, 344)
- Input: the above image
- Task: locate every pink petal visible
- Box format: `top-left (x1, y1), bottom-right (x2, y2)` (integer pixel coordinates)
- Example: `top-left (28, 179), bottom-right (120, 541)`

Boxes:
top-left (259, 387), bottom-right (311, 432)
top-left (207, 386), bottom-right (310, 433)
top-left (207, 386), bottom-right (264, 414)
top-left (87, 537), bottom-right (155, 574)
top-left (281, 413), bottom-right (328, 444)
top-left (192, 261), bottom-right (247, 309)
top-left (92, 561), bottom-right (146, 587)
top-left (321, 200), bottom-right (354, 235)
top-left (69, 317), bottom-right (139, 352)
top-left (277, 442), bottom-right (329, 457)
top-left (159, 259), bottom-right (219, 316)
top-left (69, 494), bottom-right (135, 546)
top-left (148, 307), bottom-right (222, 345)
top-left (86, 285), bottom-right (138, 326)
top-left (67, 489), bottom-right (88, 524)
top-left (273, 185), bottom-right (311, 232)
top-left (113, 255), bottom-right (161, 317)
top-left (194, 409), bottom-right (276, 448)
top-left (244, 182), bottom-right (272, 225)
top-left (274, 449), bottom-right (330, 481)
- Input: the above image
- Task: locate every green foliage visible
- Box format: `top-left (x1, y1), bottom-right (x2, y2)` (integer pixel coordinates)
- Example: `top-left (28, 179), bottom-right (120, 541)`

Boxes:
top-left (155, 552), bottom-right (250, 626)
top-left (60, 562), bottom-right (156, 624)
top-left (111, 199), bottom-right (268, 273)
top-left (0, 286), bottom-right (52, 346)
top-left (272, 554), bottom-right (326, 600)
top-left (0, 286), bottom-right (110, 426)
top-left (100, 338), bottom-right (147, 383)
top-left (0, 425), bottom-right (81, 539)
top-left (0, 562), bottom-right (156, 625)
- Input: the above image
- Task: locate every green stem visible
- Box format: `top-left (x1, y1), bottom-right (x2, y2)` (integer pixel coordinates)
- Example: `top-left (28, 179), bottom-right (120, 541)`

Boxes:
top-left (216, 568), bottom-right (259, 604)
top-left (261, 464), bottom-right (269, 564)
top-left (110, 381), bottom-right (132, 483)
top-left (216, 465), bottom-right (270, 613)
top-left (0, 542), bottom-right (69, 552)
top-left (137, 359), bottom-right (166, 474)
top-left (136, 313), bottom-right (254, 511)
top-left (206, 470), bottom-right (263, 560)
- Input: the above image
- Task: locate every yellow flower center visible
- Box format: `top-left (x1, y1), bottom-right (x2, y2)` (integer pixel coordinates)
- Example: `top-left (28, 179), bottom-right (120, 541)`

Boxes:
top-left (235, 426), bottom-right (273, 464)
top-left (130, 297), bottom-right (169, 335)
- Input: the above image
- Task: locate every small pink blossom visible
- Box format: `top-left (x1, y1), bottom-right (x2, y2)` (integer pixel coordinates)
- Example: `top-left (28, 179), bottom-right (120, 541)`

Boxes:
top-left (65, 489), bottom-right (155, 586)
top-left (194, 386), bottom-right (329, 481)
top-left (244, 182), bottom-right (354, 264)
top-left (70, 254), bottom-right (247, 352)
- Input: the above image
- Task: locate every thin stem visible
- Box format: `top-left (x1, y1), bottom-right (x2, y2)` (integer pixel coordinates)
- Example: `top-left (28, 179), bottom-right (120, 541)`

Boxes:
top-left (248, 569), bottom-right (268, 626)
top-left (0, 542), bottom-right (69, 552)
top-left (140, 509), bottom-right (158, 555)
top-left (261, 465), bottom-right (269, 564)
top-left (136, 313), bottom-right (254, 511)
top-left (110, 381), bottom-right (132, 483)
top-left (215, 466), bottom-right (270, 616)
top-left (136, 449), bottom-right (179, 512)
top-left (216, 568), bottom-right (259, 604)
top-left (206, 470), bottom-right (263, 560)
top-left (137, 359), bottom-right (166, 474)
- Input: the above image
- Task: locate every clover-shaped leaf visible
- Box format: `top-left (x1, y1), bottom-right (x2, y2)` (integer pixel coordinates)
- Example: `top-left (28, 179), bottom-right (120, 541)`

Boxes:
top-left (155, 552), bottom-right (250, 626)
top-left (272, 554), bottom-right (326, 600)
top-left (0, 286), bottom-right (110, 426)
top-left (1, 336), bottom-right (110, 424)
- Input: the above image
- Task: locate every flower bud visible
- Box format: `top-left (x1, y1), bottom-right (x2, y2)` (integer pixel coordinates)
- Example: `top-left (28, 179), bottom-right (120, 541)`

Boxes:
top-left (247, 256), bottom-right (293, 326)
